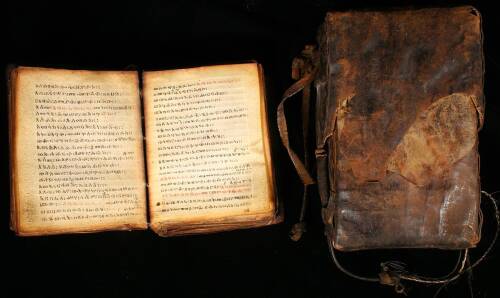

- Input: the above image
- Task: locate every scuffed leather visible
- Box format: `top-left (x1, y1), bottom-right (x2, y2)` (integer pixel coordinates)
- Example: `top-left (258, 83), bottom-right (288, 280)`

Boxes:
top-left (315, 6), bottom-right (484, 251)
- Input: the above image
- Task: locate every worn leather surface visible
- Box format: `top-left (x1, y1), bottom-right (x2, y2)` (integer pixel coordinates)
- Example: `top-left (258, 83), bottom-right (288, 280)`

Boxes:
top-left (315, 6), bottom-right (484, 251)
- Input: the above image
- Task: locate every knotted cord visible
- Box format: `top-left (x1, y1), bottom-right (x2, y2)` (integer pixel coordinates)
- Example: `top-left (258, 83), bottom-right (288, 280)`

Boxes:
top-left (326, 191), bottom-right (499, 294)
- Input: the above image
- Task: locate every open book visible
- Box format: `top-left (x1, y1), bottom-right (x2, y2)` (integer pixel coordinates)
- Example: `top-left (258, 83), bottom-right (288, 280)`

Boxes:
top-left (9, 63), bottom-right (281, 236)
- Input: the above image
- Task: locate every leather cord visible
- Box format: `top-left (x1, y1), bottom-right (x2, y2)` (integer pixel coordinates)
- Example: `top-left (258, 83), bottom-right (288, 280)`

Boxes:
top-left (327, 191), bottom-right (499, 294)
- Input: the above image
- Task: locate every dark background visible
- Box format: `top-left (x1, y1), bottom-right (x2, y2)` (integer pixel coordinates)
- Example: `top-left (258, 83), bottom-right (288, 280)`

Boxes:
top-left (2, 1), bottom-right (499, 297)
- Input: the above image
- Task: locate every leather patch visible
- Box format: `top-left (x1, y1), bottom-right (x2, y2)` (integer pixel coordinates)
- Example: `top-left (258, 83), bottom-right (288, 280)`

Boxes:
top-left (387, 93), bottom-right (478, 186)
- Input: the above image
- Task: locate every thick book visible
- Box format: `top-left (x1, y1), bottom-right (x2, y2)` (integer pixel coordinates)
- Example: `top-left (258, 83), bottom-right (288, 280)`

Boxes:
top-left (312, 6), bottom-right (484, 250)
top-left (9, 63), bottom-right (281, 236)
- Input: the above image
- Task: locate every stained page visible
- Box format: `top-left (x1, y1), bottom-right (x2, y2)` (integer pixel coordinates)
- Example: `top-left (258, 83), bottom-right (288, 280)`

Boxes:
top-left (143, 63), bottom-right (275, 230)
top-left (11, 67), bottom-right (147, 235)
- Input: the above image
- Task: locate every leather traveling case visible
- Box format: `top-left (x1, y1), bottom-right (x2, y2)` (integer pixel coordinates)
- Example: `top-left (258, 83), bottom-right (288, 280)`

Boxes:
top-left (279, 6), bottom-right (485, 251)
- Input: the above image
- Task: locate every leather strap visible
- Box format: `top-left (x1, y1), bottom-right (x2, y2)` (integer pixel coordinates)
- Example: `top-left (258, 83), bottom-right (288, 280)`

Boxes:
top-left (277, 77), bottom-right (315, 185)
top-left (277, 46), bottom-right (318, 186)
top-left (278, 46), bottom-right (319, 241)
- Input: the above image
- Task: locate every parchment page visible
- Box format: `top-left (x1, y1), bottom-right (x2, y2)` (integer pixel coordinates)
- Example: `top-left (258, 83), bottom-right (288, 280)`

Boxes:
top-left (143, 64), bottom-right (274, 227)
top-left (11, 67), bottom-right (147, 235)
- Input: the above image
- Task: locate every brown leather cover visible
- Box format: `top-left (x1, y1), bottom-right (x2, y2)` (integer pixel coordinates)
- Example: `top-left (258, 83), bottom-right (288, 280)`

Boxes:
top-left (315, 6), bottom-right (484, 251)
